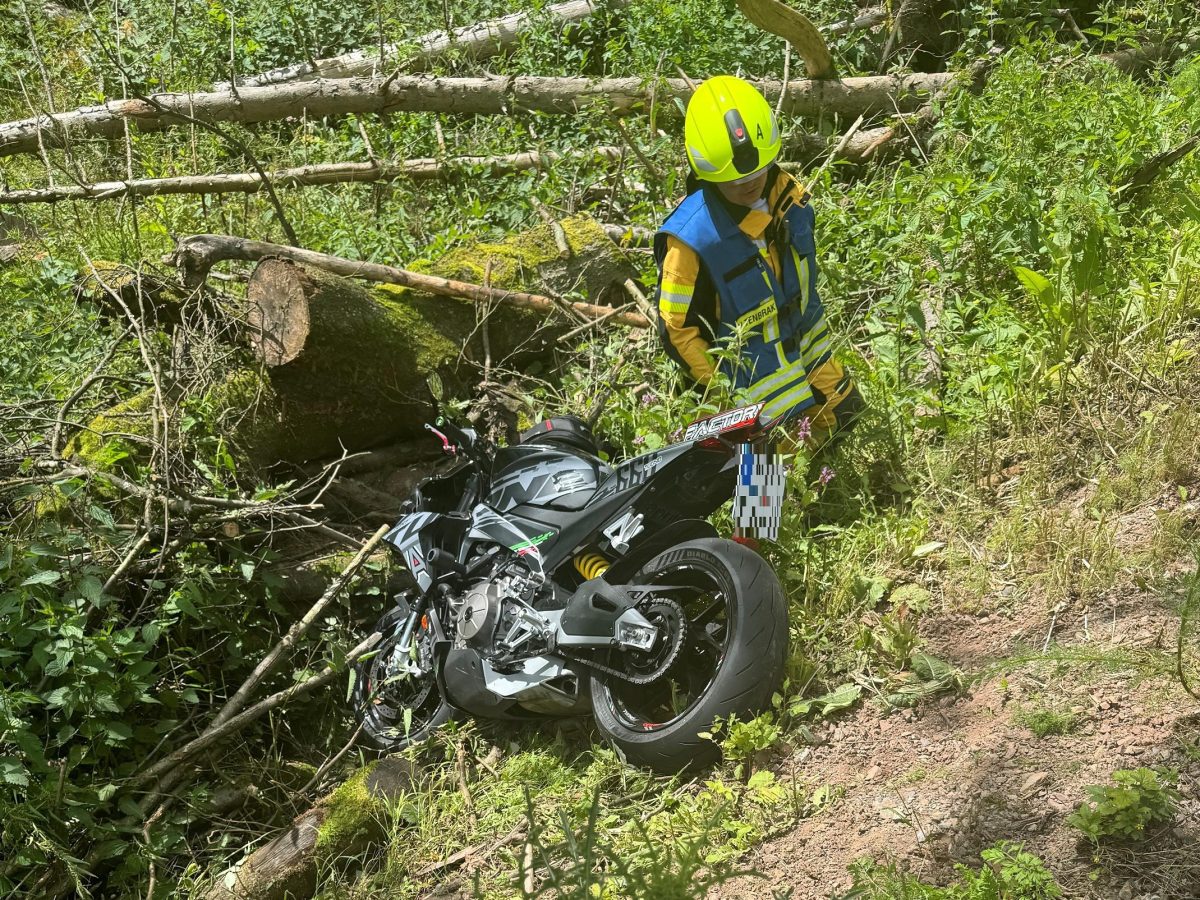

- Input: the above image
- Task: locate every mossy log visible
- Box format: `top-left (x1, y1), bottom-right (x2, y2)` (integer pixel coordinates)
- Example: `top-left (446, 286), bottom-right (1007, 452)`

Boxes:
top-left (221, 263), bottom-right (536, 462)
top-left (73, 259), bottom-right (215, 330)
top-left (73, 216), bottom-right (634, 467)
top-left (204, 758), bottom-right (417, 900)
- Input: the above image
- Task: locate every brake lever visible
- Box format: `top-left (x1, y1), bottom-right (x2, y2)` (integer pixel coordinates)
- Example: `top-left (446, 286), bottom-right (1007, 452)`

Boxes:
top-left (425, 422), bottom-right (457, 456)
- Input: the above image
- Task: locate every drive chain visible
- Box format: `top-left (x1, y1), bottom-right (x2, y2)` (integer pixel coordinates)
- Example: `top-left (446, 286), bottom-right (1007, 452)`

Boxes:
top-left (560, 597), bottom-right (686, 685)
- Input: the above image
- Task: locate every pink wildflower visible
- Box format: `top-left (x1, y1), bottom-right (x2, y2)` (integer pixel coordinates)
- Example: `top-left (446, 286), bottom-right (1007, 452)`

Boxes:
top-left (793, 416), bottom-right (812, 443)
top-left (818, 465), bottom-right (835, 487)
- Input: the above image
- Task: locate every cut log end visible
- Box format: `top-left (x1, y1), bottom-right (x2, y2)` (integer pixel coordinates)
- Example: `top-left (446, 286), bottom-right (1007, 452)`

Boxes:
top-left (247, 258), bottom-right (314, 366)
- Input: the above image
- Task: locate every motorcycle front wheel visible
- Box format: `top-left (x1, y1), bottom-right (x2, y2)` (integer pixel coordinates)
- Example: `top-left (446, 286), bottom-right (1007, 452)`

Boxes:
top-left (590, 537), bottom-right (788, 773)
top-left (353, 602), bottom-right (455, 751)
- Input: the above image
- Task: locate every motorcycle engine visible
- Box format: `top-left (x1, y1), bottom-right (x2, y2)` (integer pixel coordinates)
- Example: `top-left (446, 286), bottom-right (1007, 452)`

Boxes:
top-left (457, 581), bottom-right (503, 643)
top-left (454, 570), bottom-right (549, 656)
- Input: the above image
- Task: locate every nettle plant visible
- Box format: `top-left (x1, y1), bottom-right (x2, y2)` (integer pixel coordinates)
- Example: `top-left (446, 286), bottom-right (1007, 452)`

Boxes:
top-left (699, 711), bottom-right (783, 782)
top-left (1067, 767), bottom-right (1180, 843)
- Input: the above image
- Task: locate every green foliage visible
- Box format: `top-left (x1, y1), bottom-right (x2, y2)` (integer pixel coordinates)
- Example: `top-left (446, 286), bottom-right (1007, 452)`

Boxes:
top-left (497, 788), bottom-right (755, 900)
top-left (1067, 767), bottom-right (1180, 842)
top-left (699, 711), bottom-right (783, 780)
top-left (845, 841), bottom-right (1062, 899)
top-left (1013, 704), bottom-right (1079, 738)
top-left (4, 0), bottom-right (1200, 896)
top-left (790, 682), bottom-right (862, 719)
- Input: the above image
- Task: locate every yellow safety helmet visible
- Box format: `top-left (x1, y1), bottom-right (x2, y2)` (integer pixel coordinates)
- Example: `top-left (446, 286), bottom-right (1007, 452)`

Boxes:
top-left (684, 76), bottom-right (781, 184)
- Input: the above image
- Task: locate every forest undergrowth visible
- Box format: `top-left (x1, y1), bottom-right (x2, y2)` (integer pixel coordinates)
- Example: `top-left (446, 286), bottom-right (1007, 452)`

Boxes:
top-left (2, 1), bottom-right (1200, 897)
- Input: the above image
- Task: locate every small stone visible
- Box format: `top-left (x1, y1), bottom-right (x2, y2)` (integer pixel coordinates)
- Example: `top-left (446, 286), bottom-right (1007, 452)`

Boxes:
top-left (1021, 772), bottom-right (1050, 795)
top-left (866, 765), bottom-right (882, 781)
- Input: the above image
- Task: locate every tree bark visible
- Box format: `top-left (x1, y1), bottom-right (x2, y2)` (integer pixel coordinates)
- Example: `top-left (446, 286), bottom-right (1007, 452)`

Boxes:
top-left (204, 758), bottom-right (417, 900)
top-left (0, 131), bottom-right (915, 204)
top-left (0, 72), bottom-right (954, 158)
top-left (215, 0), bottom-right (629, 90)
top-left (894, 0), bottom-right (959, 70)
top-left (824, 8), bottom-right (887, 36)
top-left (0, 147), bottom-right (622, 204)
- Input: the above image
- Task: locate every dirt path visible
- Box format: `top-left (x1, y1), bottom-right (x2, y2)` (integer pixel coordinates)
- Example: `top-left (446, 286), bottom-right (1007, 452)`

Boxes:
top-left (710, 593), bottom-right (1200, 899)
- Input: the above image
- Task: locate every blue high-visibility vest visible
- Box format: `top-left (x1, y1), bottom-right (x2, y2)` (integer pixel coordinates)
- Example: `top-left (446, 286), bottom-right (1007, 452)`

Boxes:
top-left (656, 185), bottom-right (828, 419)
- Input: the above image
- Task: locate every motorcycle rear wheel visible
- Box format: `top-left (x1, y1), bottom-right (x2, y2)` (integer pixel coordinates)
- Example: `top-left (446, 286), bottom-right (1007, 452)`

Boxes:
top-left (353, 603), bottom-right (455, 750)
top-left (590, 537), bottom-right (788, 773)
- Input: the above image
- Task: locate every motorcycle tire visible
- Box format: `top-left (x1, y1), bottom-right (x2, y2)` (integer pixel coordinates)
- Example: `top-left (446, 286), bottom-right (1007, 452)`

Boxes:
top-left (590, 537), bottom-right (788, 773)
top-left (353, 605), bottom-right (456, 751)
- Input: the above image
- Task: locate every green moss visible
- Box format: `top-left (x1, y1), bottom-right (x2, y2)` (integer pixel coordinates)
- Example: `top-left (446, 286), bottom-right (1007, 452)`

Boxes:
top-left (76, 259), bottom-right (139, 296)
top-left (1014, 704), bottom-right (1079, 738)
top-left (315, 764), bottom-right (384, 855)
top-left (419, 214), bottom-right (629, 302)
top-left (370, 286), bottom-right (461, 371)
top-left (424, 214), bottom-right (608, 288)
top-left (201, 367), bottom-right (284, 464)
top-left (64, 388), bottom-right (155, 467)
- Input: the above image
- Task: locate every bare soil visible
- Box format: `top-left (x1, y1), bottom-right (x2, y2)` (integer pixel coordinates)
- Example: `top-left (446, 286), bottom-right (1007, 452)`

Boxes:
top-left (710, 591), bottom-right (1200, 899)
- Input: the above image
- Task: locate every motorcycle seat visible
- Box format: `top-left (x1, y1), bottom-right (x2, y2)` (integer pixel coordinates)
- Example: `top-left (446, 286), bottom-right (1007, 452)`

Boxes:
top-left (518, 415), bottom-right (599, 456)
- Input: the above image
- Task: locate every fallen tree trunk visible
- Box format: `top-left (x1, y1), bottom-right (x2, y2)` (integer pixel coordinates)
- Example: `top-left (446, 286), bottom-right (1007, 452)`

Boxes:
top-left (169, 233), bottom-right (651, 328)
top-left (783, 119), bottom-right (921, 166)
top-left (3, 129), bottom-right (919, 205)
top-left (204, 758), bottom-right (418, 900)
top-left (786, 37), bottom-right (1198, 166)
top-left (0, 146), bottom-right (622, 204)
top-left (216, 0), bottom-right (628, 90)
top-left (73, 216), bottom-right (637, 465)
top-left (0, 72), bottom-right (954, 158)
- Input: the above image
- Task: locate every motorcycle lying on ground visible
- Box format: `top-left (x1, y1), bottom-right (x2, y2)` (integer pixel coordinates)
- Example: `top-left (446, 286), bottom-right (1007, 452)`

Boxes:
top-left (353, 397), bottom-right (789, 773)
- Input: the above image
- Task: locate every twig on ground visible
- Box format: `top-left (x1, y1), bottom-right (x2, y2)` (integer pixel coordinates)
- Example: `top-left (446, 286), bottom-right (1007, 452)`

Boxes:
top-left (455, 741), bottom-right (478, 829)
top-left (1043, 601), bottom-right (1067, 652)
top-left (207, 523), bottom-right (388, 732)
top-left (298, 724), bottom-right (364, 797)
top-left (50, 326), bottom-right (131, 456)
top-left (414, 823), bottom-right (526, 878)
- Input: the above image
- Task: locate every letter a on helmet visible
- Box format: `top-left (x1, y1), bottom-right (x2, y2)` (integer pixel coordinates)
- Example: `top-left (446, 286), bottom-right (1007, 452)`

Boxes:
top-left (684, 76), bottom-right (781, 184)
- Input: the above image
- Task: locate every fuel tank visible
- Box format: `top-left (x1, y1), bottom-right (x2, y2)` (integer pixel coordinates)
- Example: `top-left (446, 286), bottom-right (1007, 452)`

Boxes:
top-left (485, 445), bottom-right (609, 513)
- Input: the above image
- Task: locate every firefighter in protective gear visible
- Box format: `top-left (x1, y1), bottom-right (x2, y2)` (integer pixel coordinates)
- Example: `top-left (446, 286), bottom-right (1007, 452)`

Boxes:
top-left (655, 75), bottom-right (863, 446)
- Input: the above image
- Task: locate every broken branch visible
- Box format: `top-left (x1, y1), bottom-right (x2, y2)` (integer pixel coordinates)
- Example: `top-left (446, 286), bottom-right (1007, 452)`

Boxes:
top-left (215, 0), bottom-right (629, 89)
top-left (0, 147), bottom-right (621, 204)
top-left (168, 234), bottom-right (651, 328)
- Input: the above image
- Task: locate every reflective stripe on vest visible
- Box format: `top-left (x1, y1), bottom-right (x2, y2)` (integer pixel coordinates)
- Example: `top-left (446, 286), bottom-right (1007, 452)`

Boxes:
top-left (656, 188), bottom-right (825, 419)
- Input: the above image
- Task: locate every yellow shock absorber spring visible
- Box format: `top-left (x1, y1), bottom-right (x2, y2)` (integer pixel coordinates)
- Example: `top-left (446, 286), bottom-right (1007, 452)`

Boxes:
top-left (574, 551), bottom-right (609, 580)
